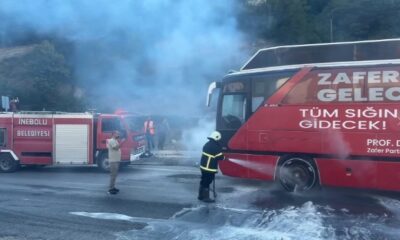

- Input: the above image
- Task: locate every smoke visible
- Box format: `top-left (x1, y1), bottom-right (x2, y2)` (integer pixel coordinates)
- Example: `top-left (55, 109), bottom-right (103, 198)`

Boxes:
top-left (0, 0), bottom-right (247, 115)
top-left (324, 129), bottom-right (351, 159)
top-left (181, 117), bottom-right (215, 151)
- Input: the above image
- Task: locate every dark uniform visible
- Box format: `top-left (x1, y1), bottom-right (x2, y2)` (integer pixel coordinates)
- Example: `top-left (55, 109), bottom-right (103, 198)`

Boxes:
top-left (198, 138), bottom-right (224, 202)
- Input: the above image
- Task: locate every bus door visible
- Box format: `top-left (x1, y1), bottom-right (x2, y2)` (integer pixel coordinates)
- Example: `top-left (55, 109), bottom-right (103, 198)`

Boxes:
top-left (217, 71), bottom-right (295, 151)
top-left (217, 79), bottom-right (250, 151)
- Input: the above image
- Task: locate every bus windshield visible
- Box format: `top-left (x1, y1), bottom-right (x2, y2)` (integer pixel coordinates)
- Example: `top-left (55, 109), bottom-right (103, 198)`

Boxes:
top-left (221, 94), bottom-right (247, 129)
top-left (218, 71), bottom-right (294, 130)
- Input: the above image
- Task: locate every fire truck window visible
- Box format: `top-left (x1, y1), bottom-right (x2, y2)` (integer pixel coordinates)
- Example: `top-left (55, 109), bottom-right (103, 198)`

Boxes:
top-left (126, 117), bottom-right (142, 132)
top-left (0, 128), bottom-right (5, 146)
top-left (102, 118), bottom-right (122, 132)
top-left (221, 94), bottom-right (246, 129)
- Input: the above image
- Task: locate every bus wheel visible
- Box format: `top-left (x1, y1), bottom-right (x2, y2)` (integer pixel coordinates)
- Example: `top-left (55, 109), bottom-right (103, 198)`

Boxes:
top-left (97, 152), bottom-right (110, 172)
top-left (277, 156), bottom-right (318, 192)
top-left (0, 154), bottom-right (19, 173)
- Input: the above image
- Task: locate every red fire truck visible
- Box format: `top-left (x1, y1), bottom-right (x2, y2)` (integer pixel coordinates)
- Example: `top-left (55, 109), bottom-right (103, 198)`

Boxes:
top-left (208, 38), bottom-right (400, 192)
top-left (0, 111), bottom-right (145, 172)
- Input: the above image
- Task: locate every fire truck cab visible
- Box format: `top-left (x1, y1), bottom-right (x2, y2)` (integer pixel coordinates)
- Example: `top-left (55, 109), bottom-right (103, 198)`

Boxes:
top-left (0, 111), bottom-right (145, 172)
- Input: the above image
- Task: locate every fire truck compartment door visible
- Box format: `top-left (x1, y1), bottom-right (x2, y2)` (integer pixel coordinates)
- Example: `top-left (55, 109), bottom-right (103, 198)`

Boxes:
top-left (55, 124), bottom-right (89, 164)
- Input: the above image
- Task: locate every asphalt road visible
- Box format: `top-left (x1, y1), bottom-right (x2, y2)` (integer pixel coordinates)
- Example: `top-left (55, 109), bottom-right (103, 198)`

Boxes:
top-left (1, 159), bottom-right (400, 240)
top-left (0, 163), bottom-right (200, 240)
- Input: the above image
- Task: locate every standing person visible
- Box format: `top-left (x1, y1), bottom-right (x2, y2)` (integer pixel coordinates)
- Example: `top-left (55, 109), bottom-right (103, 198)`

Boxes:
top-left (107, 131), bottom-right (123, 195)
top-left (144, 116), bottom-right (155, 153)
top-left (198, 131), bottom-right (224, 203)
top-left (158, 118), bottom-right (170, 150)
top-left (10, 97), bottom-right (19, 112)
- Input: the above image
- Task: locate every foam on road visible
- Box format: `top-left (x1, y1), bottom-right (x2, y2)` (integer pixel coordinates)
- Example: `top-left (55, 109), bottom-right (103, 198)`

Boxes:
top-left (71, 194), bottom-right (400, 240)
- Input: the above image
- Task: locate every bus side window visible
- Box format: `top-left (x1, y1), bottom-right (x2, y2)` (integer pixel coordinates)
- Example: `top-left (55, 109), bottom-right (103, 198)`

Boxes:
top-left (0, 128), bottom-right (6, 147)
top-left (251, 73), bottom-right (292, 111)
top-left (101, 118), bottom-right (122, 132)
top-left (282, 76), bottom-right (315, 104)
top-left (252, 80), bottom-right (265, 112)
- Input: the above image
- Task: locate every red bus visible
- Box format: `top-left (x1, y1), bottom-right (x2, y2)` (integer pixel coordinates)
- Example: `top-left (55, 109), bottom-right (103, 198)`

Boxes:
top-left (207, 38), bottom-right (400, 192)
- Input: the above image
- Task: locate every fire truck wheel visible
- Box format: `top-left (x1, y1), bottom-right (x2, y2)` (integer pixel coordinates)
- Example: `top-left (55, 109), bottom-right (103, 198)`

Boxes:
top-left (277, 156), bottom-right (319, 192)
top-left (0, 154), bottom-right (19, 173)
top-left (97, 153), bottom-right (110, 172)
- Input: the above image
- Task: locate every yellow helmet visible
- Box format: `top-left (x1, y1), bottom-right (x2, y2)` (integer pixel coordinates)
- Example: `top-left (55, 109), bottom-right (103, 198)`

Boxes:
top-left (208, 131), bottom-right (221, 141)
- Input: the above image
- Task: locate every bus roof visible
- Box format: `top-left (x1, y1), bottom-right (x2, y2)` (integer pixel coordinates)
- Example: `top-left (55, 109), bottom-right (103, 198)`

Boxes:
top-left (242, 38), bottom-right (400, 71)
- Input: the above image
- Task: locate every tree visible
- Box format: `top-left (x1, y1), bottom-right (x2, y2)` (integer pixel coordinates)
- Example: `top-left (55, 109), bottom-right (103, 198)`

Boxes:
top-left (239, 0), bottom-right (400, 46)
top-left (239, 0), bottom-right (323, 45)
top-left (0, 41), bottom-right (84, 111)
top-left (323, 0), bottom-right (400, 41)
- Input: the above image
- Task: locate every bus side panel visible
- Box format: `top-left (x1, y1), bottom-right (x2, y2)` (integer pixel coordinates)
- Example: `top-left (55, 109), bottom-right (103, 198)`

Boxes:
top-left (321, 131), bottom-right (378, 158)
top-left (220, 153), bottom-right (278, 180)
top-left (229, 106), bottom-right (323, 154)
top-left (316, 158), bottom-right (377, 189)
top-left (377, 161), bottom-right (400, 191)
top-left (230, 105), bottom-right (391, 157)
top-left (248, 130), bottom-right (322, 154)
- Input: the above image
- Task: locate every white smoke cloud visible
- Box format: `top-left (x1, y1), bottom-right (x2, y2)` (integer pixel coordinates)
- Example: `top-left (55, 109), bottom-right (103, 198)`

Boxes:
top-left (0, 0), bottom-right (248, 114)
top-left (181, 117), bottom-right (215, 151)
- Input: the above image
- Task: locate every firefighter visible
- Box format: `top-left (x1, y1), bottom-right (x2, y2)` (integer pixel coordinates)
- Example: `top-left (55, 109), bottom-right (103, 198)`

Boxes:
top-left (144, 116), bottom-right (155, 154)
top-left (198, 131), bottom-right (224, 203)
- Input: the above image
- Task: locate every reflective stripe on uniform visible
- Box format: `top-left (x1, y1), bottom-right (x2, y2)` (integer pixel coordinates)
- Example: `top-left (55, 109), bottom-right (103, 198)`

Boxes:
top-left (202, 152), bottom-right (223, 171)
top-left (202, 152), bottom-right (223, 158)
top-left (200, 166), bottom-right (218, 173)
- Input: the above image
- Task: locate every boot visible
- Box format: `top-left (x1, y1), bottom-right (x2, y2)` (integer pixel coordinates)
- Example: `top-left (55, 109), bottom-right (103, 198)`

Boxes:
top-left (197, 186), bottom-right (203, 200)
top-left (200, 187), bottom-right (215, 203)
top-left (108, 188), bottom-right (118, 195)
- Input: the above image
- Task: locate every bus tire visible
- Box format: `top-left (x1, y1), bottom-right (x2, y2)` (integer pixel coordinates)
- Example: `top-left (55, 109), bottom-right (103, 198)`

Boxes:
top-left (0, 153), bottom-right (19, 173)
top-left (97, 152), bottom-right (110, 172)
top-left (277, 155), bottom-right (319, 192)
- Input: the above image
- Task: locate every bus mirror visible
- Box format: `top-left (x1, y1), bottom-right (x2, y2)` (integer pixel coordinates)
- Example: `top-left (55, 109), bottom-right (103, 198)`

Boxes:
top-left (206, 82), bottom-right (221, 107)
